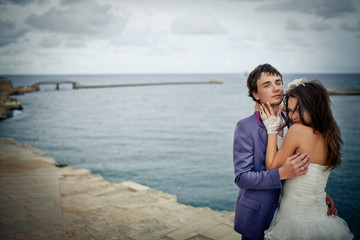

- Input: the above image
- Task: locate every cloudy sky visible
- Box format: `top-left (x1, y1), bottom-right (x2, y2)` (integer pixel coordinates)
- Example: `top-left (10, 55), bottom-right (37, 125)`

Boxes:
top-left (0, 0), bottom-right (359, 74)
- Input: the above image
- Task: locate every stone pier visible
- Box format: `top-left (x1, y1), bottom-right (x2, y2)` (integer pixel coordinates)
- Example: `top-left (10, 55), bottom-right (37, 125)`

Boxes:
top-left (0, 137), bottom-right (239, 240)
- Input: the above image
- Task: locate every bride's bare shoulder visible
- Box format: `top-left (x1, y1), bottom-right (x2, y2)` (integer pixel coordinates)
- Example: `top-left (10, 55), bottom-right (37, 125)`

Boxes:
top-left (287, 123), bottom-right (314, 135)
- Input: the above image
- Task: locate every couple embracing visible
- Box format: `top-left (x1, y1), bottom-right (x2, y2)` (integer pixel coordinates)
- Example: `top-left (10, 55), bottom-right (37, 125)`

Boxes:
top-left (233, 64), bottom-right (353, 239)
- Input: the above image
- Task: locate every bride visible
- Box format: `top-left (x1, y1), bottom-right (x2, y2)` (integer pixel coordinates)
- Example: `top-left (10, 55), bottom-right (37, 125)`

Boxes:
top-left (260, 79), bottom-right (353, 239)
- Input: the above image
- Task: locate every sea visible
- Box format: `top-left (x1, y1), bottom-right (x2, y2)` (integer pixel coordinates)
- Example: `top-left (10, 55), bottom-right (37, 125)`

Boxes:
top-left (1, 73), bottom-right (359, 238)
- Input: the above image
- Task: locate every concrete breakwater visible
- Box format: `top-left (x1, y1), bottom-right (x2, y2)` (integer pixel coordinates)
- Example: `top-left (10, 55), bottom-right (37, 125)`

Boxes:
top-left (326, 88), bottom-right (360, 95)
top-left (38, 78), bottom-right (224, 90)
top-left (0, 137), bottom-right (238, 240)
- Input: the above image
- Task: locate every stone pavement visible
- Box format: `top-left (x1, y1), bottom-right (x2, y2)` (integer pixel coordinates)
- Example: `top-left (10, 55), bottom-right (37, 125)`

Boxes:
top-left (0, 137), bottom-right (240, 240)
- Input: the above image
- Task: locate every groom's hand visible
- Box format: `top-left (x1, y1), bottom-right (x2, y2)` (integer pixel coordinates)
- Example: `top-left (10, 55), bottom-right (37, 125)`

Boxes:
top-left (326, 194), bottom-right (338, 216)
top-left (279, 152), bottom-right (310, 180)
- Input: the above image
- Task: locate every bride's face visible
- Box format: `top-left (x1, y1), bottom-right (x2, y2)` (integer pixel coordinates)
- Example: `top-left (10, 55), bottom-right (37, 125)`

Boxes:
top-left (287, 97), bottom-right (311, 124)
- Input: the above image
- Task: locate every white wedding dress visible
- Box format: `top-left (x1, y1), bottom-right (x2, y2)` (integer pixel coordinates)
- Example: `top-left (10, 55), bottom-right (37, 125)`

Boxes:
top-left (264, 163), bottom-right (353, 240)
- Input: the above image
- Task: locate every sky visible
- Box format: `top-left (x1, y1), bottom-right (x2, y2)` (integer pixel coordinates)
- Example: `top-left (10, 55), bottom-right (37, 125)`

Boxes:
top-left (0, 0), bottom-right (359, 74)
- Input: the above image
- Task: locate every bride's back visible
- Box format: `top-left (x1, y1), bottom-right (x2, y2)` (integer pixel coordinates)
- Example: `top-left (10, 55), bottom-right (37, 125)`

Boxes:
top-left (291, 123), bottom-right (328, 166)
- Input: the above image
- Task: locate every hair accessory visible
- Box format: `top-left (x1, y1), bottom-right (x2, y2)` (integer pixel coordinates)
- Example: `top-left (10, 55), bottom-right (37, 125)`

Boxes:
top-left (287, 77), bottom-right (307, 92)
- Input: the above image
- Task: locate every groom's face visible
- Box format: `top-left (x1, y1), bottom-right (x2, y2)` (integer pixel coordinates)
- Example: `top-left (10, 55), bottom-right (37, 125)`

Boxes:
top-left (252, 73), bottom-right (284, 106)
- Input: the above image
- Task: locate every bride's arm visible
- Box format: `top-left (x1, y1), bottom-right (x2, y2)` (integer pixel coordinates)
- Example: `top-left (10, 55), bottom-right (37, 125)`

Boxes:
top-left (266, 125), bottom-right (300, 169)
top-left (261, 102), bottom-right (301, 170)
top-left (265, 133), bottom-right (277, 170)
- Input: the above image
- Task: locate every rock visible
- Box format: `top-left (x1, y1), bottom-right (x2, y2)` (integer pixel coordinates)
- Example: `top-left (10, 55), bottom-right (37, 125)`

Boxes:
top-left (0, 94), bottom-right (20, 120)
top-left (0, 95), bottom-right (22, 110)
top-left (0, 77), bottom-right (14, 94)
top-left (0, 77), bottom-right (39, 120)
top-left (0, 77), bottom-right (39, 95)
top-left (12, 84), bottom-right (39, 95)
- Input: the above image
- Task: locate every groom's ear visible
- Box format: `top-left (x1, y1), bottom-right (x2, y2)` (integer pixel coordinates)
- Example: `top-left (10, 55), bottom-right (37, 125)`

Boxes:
top-left (252, 91), bottom-right (260, 101)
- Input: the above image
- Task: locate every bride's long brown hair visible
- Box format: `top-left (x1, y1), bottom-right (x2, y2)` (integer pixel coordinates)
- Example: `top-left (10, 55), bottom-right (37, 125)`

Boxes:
top-left (284, 80), bottom-right (342, 169)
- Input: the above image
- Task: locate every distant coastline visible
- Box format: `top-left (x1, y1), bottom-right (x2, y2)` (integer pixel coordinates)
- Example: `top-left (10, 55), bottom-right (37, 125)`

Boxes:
top-left (2, 74), bottom-right (359, 120)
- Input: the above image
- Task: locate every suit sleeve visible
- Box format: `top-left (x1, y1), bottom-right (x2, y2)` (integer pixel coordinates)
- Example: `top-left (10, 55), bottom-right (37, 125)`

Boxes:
top-left (233, 121), bottom-right (283, 190)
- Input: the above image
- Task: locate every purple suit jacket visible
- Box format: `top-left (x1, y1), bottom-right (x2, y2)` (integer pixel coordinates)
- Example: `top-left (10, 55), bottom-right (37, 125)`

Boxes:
top-left (233, 113), bottom-right (283, 240)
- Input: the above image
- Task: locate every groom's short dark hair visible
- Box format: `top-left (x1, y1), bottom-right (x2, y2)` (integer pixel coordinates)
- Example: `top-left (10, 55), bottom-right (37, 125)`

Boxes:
top-left (247, 63), bottom-right (282, 102)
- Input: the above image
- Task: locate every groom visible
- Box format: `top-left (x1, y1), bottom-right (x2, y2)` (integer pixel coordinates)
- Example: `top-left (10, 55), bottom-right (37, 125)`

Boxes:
top-left (233, 64), bottom-right (336, 240)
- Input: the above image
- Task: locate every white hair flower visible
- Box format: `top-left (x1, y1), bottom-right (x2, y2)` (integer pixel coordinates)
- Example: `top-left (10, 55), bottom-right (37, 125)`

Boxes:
top-left (287, 77), bottom-right (308, 92)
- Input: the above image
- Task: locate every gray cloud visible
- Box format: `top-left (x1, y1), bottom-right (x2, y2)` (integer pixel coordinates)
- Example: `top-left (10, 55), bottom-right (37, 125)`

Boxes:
top-left (25, 0), bottom-right (128, 37)
top-left (171, 13), bottom-right (228, 35)
top-left (256, 0), bottom-right (358, 19)
top-left (0, 0), bottom-right (45, 5)
top-left (0, 48), bottom-right (22, 56)
top-left (39, 35), bottom-right (62, 48)
top-left (110, 28), bottom-right (158, 46)
top-left (309, 21), bottom-right (332, 31)
top-left (341, 19), bottom-right (360, 32)
top-left (60, 0), bottom-right (85, 5)
top-left (0, 55), bottom-right (31, 69)
top-left (64, 36), bottom-right (87, 48)
top-left (0, 19), bottom-right (28, 47)
top-left (285, 18), bottom-right (304, 31)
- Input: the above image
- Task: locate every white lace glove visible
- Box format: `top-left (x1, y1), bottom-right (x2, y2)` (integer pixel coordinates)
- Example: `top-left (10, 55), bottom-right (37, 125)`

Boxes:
top-left (263, 116), bottom-right (281, 134)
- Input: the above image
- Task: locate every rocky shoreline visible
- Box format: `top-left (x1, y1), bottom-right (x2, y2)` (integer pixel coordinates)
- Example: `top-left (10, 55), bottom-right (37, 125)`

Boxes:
top-left (0, 77), bottom-right (39, 120)
top-left (0, 137), bottom-right (237, 239)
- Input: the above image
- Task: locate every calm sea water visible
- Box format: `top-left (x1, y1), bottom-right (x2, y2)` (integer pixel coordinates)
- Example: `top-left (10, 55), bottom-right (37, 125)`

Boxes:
top-left (1, 73), bottom-right (359, 238)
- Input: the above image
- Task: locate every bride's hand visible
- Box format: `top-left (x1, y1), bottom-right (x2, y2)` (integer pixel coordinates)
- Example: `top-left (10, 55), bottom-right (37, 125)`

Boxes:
top-left (254, 102), bottom-right (262, 112)
top-left (260, 102), bottom-right (281, 134)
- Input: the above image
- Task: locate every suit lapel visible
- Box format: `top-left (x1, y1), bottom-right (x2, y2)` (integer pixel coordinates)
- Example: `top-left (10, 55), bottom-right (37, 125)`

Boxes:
top-left (255, 112), bottom-right (268, 145)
